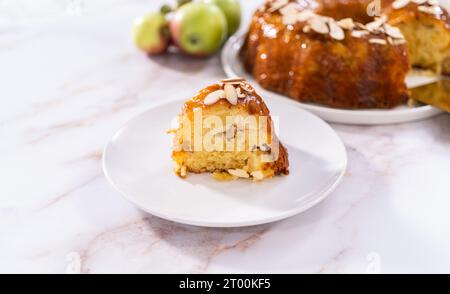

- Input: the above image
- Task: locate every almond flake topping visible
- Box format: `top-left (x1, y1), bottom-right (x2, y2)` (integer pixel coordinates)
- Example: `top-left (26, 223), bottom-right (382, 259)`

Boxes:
top-left (204, 90), bottom-right (225, 105)
top-left (351, 30), bottom-right (370, 38)
top-left (268, 0), bottom-right (289, 12)
top-left (205, 79), bottom-right (252, 106)
top-left (369, 38), bottom-right (388, 45)
top-left (329, 21), bottom-right (345, 40)
top-left (384, 25), bottom-right (404, 39)
top-left (418, 4), bottom-right (443, 15)
top-left (302, 25), bottom-right (311, 33)
top-left (355, 23), bottom-right (368, 30)
top-left (366, 15), bottom-right (387, 32)
top-left (296, 10), bottom-right (316, 22)
top-left (309, 17), bottom-right (329, 34)
top-left (282, 14), bottom-right (299, 25)
top-left (228, 169), bottom-right (250, 178)
top-left (337, 18), bottom-right (355, 30)
top-left (224, 84), bottom-right (238, 105)
top-left (351, 16), bottom-right (405, 44)
top-left (266, 0), bottom-right (406, 45)
top-left (251, 171), bottom-right (265, 181)
top-left (279, 2), bottom-right (300, 16)
top-left (392, 0), bottom-right (411, 9)
top-left (221, 77), bottom-right (245, 84)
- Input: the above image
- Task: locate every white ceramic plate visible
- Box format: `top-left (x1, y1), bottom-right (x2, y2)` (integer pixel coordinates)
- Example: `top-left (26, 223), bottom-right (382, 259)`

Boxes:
top-left (222, 32), bottom-right (442, 125)
top-left (103, 98), bottom-right (347, 227)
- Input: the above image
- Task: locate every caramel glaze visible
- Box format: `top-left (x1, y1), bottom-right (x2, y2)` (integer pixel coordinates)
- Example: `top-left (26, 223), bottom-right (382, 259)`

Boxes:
top-left (180, 82), bottom-right (289, 175)
top-left (183, 83), bottom-right (271, 116)
top-left (241, 0), bottom-right (433, 109)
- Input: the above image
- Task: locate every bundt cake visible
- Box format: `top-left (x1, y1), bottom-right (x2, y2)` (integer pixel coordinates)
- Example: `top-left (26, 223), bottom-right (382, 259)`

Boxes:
top-left (170, 78), bottom-right (289, 181)
top-left (241, 0), bottom-right (450, 109)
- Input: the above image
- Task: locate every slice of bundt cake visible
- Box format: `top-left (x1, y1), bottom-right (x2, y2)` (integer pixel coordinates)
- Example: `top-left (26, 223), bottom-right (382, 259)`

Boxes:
top-left (170, 78), bottom-right (289, 181)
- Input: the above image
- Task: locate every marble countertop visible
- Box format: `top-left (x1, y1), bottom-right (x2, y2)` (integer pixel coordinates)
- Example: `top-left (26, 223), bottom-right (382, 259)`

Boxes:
top-left (1, 0), bottom-right (450, 274)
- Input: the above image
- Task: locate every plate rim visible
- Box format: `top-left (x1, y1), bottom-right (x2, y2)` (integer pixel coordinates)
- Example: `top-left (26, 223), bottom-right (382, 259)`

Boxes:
top-left (221, 32), bottom-right (443, 125)
top-left (103, 99), bottom-right (348, 228)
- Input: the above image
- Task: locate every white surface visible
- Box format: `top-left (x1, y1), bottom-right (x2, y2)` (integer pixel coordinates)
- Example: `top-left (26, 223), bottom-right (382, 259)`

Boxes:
top-left (1, 0), bottom-right (450, 274)
top-left (103, 99), bottom-right (347, 227)
top-left (222, 33), bottom-right (443, 125)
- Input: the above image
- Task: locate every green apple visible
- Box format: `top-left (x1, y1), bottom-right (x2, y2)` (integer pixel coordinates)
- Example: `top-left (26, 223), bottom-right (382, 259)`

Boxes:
top-left (203, 0), bottom-right (241, 36)
top-left (132, 12), bottom-right (170, 55)
top-left (170, 2), bottom-right (228, 56)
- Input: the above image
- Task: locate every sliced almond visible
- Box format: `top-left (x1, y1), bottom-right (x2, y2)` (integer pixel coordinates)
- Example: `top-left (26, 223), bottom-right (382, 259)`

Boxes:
top-left (366, 19), bottom-right (384, 32)
top-left (228, 169), bottom-right (250, 178)
top-left (236, 87), bottom-right (246, 98)
top-left (282, 14), bottom-right (299, 25)
top-left (297, 10), bottom-right (316, 22)
top-left (417, 5), bottom-right (430, 13)
top-left (180, 165), bottom-right (187, 178)
top-left (392, 0), bottom-right (410, 9)
top-left (384, 24), bottom-right (404, 39)
top-left (337, 18), bottom-right (355, 30)
top-left (221, 77), bottom-right (245, 83)
top-left (320, 16), bottom-right (335, 23)
top-left (302, 25), bottom-right (311, 33)
top-left (418, 5), bottom-right (443, 15)
top-left (204, 90), bottom-right (225, 105)
top-left (427, 0), bottom-right (439, 5)
top-left (224, 84), bottom-right (238, 105)
top-left (387, 36), bottom-right (394, 45)
top-left (279, 2), bottom-right (300, 16)
top-left (378, 14), bottom-right (388, 22)
top-left (309, 17), bottom-right (329, 34)
top-left (351, 30), bottom-right (369, 38)
top-left (329, 21), bottom-right (345, 40)
top-left (369, 38), bottom-right (388, 45)
top-left (268, 0), bottom-right (289, 12)
top-left (251, 171), bottom-right (265, 181)
top-left (355, 22), bottom-right (368, 30)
